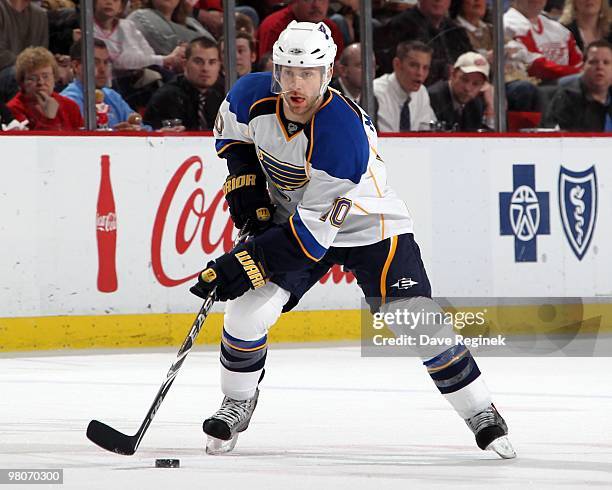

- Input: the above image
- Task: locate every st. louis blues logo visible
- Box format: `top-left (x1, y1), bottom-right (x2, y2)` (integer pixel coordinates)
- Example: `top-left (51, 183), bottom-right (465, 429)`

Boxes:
top-left (558, 166), bottom-right (597, 260)
top-left (391, 278), bottom-right (418, 290)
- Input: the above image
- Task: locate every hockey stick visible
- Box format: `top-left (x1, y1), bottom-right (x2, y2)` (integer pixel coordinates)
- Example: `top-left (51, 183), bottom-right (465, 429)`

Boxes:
top-left (87, 225), bottom-right (250, 455)
top-left (86, 289), bottom-right (217, 455)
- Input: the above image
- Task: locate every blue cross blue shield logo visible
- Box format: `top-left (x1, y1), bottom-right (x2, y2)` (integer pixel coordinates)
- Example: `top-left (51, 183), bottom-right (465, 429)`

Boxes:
top-left (558, 166), bottom-right (597, 260)
top-left (499, 165), bottom-right (550, 262)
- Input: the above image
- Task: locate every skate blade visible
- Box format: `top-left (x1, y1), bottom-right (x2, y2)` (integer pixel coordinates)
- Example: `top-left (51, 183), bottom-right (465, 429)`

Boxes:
top-left (205, 434), bottom-right (239, 455)
top-left (486, 435), bottom-right (516, 459)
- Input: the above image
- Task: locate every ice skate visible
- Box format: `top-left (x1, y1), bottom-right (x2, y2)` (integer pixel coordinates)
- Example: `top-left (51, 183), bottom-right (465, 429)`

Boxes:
top-left (465, 404), bottom-right (516, 459)
top-left (203, 389), bottom-right (259, 454)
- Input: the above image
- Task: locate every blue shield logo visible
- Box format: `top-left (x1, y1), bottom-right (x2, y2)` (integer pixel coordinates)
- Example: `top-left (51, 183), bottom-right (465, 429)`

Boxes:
top-left (558, 166), bottom-right (597, 260)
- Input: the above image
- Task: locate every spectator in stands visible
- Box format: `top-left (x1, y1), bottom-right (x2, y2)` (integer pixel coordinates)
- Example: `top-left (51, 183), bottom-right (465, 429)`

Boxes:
top-left (374, 41), bottom-right (437, 132)
top-left (61, 40), bottom-right (144, 131)
top-left (450, 0), bottom-right (493, 54)
top-left (543, 40), bottom-right (612, 130)
top-left (128, 0), bottom-right (215, 56)
top-left (192, 1), bottom-right (259, 39)
top-left (7, 47), bottom-right (83, 130)
top-left (504, 0), bottom-right (583, 82)
top-left (257, 0), bottom-right (345, 60)
top-left (93, 0), bottom-right (185, 73)
top-left (373, 0), bottom-right (473, 85)
top-left (220, 31), bottom-right (257, 78)
top-left (428, 51), bottom-right (493, 130)
top-left (559, 0), bottom-right (612, 52)
top-left (0, 0), bottom-right (49, 102)
top-left (331, 43), bottom-right (377, 106)
top-left (144, 37), bottom-right (224, 130)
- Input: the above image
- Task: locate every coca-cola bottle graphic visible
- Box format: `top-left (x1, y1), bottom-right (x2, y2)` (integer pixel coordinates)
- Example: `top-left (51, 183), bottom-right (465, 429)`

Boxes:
top-left (96, 154), bottom-right (118, 292)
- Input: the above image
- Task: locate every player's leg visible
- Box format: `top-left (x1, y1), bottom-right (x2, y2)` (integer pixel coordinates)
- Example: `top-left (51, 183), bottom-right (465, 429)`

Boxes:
top-left (204, 282), bottom-right (290, 454)
top-left (345, 234), bottom-right (515, 458)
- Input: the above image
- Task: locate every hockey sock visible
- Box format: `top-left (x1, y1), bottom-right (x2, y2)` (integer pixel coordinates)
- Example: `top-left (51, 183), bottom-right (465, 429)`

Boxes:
top-left (220, 327), bottom-right (267, 400)
top-left (423, 344), bottom-right (492, 418)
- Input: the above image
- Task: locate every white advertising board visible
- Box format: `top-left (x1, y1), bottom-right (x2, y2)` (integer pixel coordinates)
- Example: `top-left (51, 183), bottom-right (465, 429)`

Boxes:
top-left (0, 135), bottom-right (609, 320)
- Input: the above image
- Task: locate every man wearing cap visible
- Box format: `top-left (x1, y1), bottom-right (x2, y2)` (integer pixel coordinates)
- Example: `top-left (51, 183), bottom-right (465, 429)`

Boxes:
top-left (427, 51), bottom-right (493, 131)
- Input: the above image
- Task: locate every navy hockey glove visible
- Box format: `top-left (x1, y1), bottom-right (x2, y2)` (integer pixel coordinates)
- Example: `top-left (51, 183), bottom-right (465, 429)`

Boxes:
top-left (223, 173), bottom-right (274, 236)
top-left (189, 244), bottom-right (267, 302)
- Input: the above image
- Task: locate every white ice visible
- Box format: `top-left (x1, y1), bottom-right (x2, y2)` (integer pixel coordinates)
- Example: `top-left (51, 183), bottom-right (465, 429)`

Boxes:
top-left (1, 346), bottom-right (611, 489)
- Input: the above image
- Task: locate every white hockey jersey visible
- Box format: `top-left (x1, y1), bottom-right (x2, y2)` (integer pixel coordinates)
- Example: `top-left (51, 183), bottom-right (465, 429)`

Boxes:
top-left (214, 72), bottom-right (413, 261)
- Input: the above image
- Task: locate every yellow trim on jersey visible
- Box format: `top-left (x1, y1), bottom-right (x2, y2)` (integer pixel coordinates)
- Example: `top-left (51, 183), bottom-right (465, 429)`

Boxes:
top-left (367, 167), bottom-right (386, 240)
top-left (216, 140), bottom-right (251, 156)
top-left (426, 349), bottom-right (470, 373)
top-left (380, 235), bottom-right (398, 306)
top-left (353, 202), bottom-right (370, 214)
top-left (249, 96), bottom-right (278, 114)
top-left (276, 97), bottom-right (304, 142)
top-left (289, 214), bottom-right (320, 262)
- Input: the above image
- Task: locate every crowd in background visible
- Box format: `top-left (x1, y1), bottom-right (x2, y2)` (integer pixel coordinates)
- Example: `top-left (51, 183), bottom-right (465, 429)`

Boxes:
top-left (0, 0), bottom-right (611, 132)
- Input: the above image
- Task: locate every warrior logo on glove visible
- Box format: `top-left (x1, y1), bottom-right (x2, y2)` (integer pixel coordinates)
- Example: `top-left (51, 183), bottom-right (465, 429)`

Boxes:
top-left (234, 250), bottom-right (266, 288)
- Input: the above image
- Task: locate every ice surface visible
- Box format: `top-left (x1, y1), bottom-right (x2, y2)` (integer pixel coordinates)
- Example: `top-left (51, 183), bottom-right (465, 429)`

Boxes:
top-left (1, 346), bottom-right (611, 489)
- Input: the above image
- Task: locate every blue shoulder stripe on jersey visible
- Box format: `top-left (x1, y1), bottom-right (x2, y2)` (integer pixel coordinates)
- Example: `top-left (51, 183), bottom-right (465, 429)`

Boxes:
top-left (289, 211), bottom-right (327, 261)
top-left (226, 72), bottom-right (274, 125)
top-left (308, 92), bottom-right (369, 184)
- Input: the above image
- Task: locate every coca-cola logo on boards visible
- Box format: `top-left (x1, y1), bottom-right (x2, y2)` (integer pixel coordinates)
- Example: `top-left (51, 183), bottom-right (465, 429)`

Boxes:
top-left (96, 212), bottom-right (117, 232)
top-left (151, 155), bottom-right (354, 287)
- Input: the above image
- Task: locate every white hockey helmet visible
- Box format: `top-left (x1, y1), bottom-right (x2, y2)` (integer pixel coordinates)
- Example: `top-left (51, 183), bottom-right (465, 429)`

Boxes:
top-left (272, 21), bottom-right (337, 95)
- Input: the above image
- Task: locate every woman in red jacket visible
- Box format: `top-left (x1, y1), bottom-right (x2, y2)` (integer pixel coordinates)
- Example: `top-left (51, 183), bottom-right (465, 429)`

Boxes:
top-left (7, 47), bottom-right (84, 131)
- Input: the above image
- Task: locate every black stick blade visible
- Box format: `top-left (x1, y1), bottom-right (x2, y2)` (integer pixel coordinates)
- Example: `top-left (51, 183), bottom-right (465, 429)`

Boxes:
top-left (87, 420), bottom-right (137, 455)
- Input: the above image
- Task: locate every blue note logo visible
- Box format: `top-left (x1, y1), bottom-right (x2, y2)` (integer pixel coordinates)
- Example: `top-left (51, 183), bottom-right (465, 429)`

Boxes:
top-left (559, 166), bottom-right (597, 260)
top-left (499, 165), bottom-right (550, 262)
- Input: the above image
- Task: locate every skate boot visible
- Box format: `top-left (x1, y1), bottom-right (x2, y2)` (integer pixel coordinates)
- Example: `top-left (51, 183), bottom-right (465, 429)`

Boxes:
top-left (203, 389), bottom-right (259, 454)
top-left (465, 404), bottom-right (516, 459)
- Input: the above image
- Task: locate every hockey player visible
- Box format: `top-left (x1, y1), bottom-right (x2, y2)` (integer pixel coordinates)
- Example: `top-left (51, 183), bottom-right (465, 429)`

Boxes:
top-left (190, 21), bottom-right (516, 459)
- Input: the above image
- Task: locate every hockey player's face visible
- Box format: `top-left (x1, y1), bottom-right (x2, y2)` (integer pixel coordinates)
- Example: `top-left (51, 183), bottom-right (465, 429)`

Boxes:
top-left (280, 66), bottom-right (324, 115)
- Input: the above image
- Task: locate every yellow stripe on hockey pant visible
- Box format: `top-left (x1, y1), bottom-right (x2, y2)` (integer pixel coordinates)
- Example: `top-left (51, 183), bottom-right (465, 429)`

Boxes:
top-left (380, 235), bottom-right (398, 306)
top-left (426, 349), bottom-right (469, 373)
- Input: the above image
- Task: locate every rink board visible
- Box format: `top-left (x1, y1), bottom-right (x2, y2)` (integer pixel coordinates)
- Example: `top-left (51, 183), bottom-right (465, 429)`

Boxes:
top-left (1, 134), bottom-right (611, 350)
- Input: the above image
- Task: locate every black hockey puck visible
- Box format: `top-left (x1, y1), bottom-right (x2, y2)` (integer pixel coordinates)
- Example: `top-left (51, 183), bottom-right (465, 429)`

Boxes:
top-left (155, 459), bottom-right (180, 468)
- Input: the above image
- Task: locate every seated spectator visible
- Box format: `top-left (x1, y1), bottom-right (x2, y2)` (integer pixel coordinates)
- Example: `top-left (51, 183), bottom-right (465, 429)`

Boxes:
top-left (61, 40), bottom-right (145, 130)
top-left (128, 0), bottom-right (215, 57)
top-left (504, 0), bottom-right (583, 82)
top-left (428, 51), bottom-right (493, 130)
top-left (220, 31), bottom-right (257, 79)
top-left (144, 37), bottom-right (224, 130)
top-left (93, 0), bottom-right (185, 73)
top-left (331, 43), bottom-right (367, 105)
top-left (450, 0), bottom-right (493, 54)
top-left (192, 1), bottom-right (259, 39)
top-left (257, 0), bottom-right (345, 60)
top-left (374, 0), bottom-right (473, 85)
top-left (7, 46), bottom-right (83, 130)
top-left (542, 40), bottom-right (612, 130)
top-left (0, 0), bottom-right (49, 102)
top-left (374, 41), bottom-right (437, 132)
top-left (559, 0), bottom-right (612, 52)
